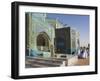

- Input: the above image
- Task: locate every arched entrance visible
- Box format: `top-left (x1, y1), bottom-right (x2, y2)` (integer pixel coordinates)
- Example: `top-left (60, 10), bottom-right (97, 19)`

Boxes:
top-left (37, 32), bottom-right (50, 52)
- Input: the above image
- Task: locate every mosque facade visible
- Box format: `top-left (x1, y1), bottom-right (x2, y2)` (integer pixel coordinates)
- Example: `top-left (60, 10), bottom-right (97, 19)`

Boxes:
top-left (25, 12), bottom-right (80, 58)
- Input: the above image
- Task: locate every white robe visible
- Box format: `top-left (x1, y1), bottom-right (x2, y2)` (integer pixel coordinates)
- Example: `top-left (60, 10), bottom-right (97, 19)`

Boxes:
top-left (78, 49), bottom-right (80, 55)
top-left (82, 50), bottom-right (88, 58)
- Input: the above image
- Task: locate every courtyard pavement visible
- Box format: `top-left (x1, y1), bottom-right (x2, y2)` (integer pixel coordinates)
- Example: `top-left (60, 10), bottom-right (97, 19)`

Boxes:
top-left (75, 57), bottom-right (89, 65)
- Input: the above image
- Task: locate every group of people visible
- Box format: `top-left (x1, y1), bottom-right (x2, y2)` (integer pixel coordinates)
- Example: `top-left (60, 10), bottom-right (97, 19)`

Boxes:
top-left (78, 47), bottom-right (89, 59)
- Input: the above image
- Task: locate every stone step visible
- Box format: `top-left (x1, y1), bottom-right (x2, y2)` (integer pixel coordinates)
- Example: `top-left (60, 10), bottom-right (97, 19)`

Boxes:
top-left (26, 57), bottom-right (67, 63)
top-left (26, 55), bottom-right (78, 67)
top-left (25, 57), bottom-right (68, 68)
top-left (31, 58), bottom-right (62, 64)
top-left (28, 60), bottom-right (61, 67)
top-left (26, 61), bottom-right (48, 67)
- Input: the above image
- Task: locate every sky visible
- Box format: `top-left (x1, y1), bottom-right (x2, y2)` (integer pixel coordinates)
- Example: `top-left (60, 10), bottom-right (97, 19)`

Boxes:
top-left (47, 13), bottom-right (89, 47)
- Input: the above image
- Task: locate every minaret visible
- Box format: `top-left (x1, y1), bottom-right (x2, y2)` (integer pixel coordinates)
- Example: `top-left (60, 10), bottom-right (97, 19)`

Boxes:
top-left (56, 18), bottom-right (58, 28)
top-left (43, 13), bottom-right (47, 22)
